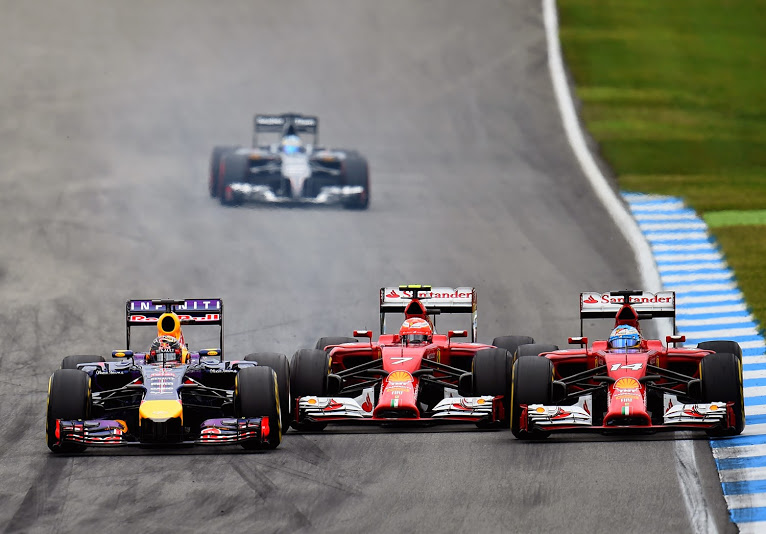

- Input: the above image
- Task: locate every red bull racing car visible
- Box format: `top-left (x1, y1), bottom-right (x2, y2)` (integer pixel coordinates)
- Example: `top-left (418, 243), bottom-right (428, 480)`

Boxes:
top-left (510, 290), bottom-right (745, 439)
top-left (290, 285), bottom-right (536, 430)
top-left (46, 299), bottom-right (288, 452)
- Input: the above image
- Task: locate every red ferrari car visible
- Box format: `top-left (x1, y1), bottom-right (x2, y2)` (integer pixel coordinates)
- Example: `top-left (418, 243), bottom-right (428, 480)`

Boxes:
top-left (510, 290), bottom-right (745, 439)
top-left (289, 285), bottom-right (535, 429)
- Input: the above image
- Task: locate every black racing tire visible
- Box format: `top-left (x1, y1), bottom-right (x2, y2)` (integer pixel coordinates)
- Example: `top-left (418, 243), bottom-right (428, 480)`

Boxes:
top-left (315, 336), bottom-right (358, 351)
top-left (219, 151), bottom-right (248, 206)
top-left (236, 366), bottom-right (282, 449)
top-left (290, 348), bottom-right (331, 431)
top-left (341, 155), bottom-right (370, 210)
top-left (491, 336), bottom-right (535, 361)
top-left (47, 369), bottom-right (91, 452)
top-left (61, 355), bottom-right (105, 370)
top-left (511, 356), bottom-right (553, 440)
top-left (700, 352), bottom-right (745, 437)
top-left (697, 340), bottom-right (743, 362)
top-left (472, 348), bottom-right (513, 427)
top-left (244, 352), bottom-right (291, 431)
top-left (515, 343), bottom-right (559, 362)
top-left (209, 145), bottom-right (239, 198)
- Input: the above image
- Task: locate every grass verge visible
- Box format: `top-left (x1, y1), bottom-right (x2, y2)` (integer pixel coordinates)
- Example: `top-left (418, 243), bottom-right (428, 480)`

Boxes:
top-left (558, 0), bottom-right (766, 328)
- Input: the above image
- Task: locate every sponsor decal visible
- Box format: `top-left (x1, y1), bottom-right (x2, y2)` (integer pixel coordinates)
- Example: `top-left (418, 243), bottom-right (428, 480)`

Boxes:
top-left (384, 288), bottom-right (472, 300)
top-left (256, 117), bottom-right (284, 125)
top-left (389, 357), bottom-right (413, 365)
top-left (129, 313), bottom-right (220, 323)
top-left (622, 406), bottom-right (631, 416)
top-left (130, 300), bottom-right (220, 312)
top-left (387, 371), bottom-right (412, 384)
top-left (582, 292), bottom-right (673, 306)
top-left (361, 394), bottom-right (373, 412)
top-left (613, 377), bottom-right (641, 391)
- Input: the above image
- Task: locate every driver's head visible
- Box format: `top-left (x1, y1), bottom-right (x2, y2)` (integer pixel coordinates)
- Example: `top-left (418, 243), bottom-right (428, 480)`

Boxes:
top-left (608, 326), bottom-right (642, 352)
top-left (398, 318), bottom-right (433, 346)
top-left (149, 335), bottom-right (182, 364)
top-left (280, 134), bottom-right (303, 155)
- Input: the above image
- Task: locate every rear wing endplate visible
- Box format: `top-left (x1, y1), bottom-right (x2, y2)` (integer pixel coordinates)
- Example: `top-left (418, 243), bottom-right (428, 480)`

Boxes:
top-left (579, 290), bottom-right (676, 335)
top-left (380, 286), bottom-right (477, 341)
top-left (125, 299), bottom-right (223, 351)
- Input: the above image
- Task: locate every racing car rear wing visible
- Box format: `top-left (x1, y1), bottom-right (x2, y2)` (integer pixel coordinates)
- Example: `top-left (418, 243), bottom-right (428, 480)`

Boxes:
top-left (380, 285), bottom-right (477, 341)
top-left (253, 113), bottom-right (319, 146)
top-left (579, 290), bottom-right (676, 336)
top-left (125, 299), bottom-right (223, 351)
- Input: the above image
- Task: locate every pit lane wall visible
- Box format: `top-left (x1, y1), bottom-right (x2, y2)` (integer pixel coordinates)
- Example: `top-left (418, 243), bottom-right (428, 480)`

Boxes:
top-left (624, 193), bottom-right (766, 533)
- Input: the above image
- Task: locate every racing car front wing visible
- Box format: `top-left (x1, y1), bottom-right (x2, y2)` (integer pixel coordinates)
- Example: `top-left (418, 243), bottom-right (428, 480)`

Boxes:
top-left (228, 183), bottom-right (364, 205)
top-left (296, 392), bottom-right (498, 424)
top-left (52, 417), bottom-right (271, 447)
top-left (523, 394), bottom-right (732, 433)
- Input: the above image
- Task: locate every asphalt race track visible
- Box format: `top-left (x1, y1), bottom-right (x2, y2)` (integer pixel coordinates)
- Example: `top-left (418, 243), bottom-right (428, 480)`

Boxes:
top-left (0, 2), bottom-right (735, 533)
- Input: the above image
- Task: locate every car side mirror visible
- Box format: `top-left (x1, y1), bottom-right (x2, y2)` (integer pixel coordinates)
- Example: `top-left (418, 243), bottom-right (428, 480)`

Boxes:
top-left (666, 335), bottom-right (685, 347)
top-left (353, 330), bottom-right (373, 344)
top-left (568, 337), bottom-right (588, 346)
top-left (448, 330), bottom-right (467, 339)
top-left (112, 350), bottom-right (133, 359)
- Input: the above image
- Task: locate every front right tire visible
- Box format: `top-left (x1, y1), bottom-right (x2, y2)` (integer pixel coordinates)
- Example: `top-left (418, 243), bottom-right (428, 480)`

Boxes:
top-left (510, 356), bottom-right (553, 439)
top-left (47, 369), bottom-right (91, 452)
top-left (236, 366), bottom-right (282, 449)
top-left (700, 352), bottom-right (745, 436)
top-left (290, 348), bottom-right (331, 430)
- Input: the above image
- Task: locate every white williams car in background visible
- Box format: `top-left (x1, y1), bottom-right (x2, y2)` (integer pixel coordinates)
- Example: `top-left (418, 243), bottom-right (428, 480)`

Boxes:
top-left (209, 113), bottom-right (370, 209)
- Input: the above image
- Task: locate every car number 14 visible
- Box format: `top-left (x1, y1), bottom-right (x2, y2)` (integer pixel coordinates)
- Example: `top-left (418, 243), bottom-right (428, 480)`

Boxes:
top-left (610, 363), bottom-right (643, 371)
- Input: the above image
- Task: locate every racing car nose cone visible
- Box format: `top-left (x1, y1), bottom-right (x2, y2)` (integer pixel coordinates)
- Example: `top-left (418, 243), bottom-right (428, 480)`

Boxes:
top-left (139, 400), bottom-right (183, 422)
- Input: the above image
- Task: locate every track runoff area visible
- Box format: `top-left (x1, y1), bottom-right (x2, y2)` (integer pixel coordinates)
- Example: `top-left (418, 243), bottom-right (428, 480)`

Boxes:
top-left (625, 193), bottom-right (766, 533)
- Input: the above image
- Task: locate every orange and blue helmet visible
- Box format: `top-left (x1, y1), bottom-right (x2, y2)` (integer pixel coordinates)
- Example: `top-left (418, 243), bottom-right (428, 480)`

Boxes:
top-left (608, 326), bottom-right (641, 351)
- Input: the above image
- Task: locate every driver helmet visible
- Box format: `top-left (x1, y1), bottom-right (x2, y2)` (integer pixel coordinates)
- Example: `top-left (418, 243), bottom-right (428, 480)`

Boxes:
top-left (149, 335), bottom-right (182, 364)
top-left (399, 318), bottom-right (433, 345)
top-left (280, 134), bottom-right (303, 155)
top-left (608, 326), bottom-right (641, 351)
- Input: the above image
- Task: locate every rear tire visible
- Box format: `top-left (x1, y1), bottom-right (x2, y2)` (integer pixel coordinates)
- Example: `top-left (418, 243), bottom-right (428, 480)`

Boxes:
top-left (697, 340), bottom-right (743, 362)
top-left (219, 152), bottom-right (248, 206)
top-left (244, 353), bottom-right (291, 431)
top-left (61, 355), bottom-right (105, 370)
top-left (315, 336), bottom-right (358, 351)
top-left (700, 352), bottom-right (745, 436)
top-left (236, 366), bottom-right (282, 449)
top-left (290, 349), bottom-right (331, 430)
top-left (472, 348), bottom-right (513, 426)
top-left (341, 155), bottom-right (370, 210)
top-left (47, 369), bottom-right (91, 452)
top-left (511, 356), bottom-right (553, 439)
top-left (491, 336), bottom-right (535, 361)
top-left (209, 145), bottom-right (239, 198)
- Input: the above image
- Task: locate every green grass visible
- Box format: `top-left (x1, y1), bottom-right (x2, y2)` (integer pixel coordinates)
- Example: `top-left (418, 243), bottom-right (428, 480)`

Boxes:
top-left (714, 226), bottom-right (766, 325)
top-left (705, 210), bottom-right (766, 228)
top-left (558, 0), bottom-right (766, 329)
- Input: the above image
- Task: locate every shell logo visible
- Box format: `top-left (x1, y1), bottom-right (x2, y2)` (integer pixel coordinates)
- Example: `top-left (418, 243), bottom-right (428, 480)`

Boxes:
top-left (387, 371), bottom-right (412, 384)
top-left (614, 377), bottom-right (640, 390)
